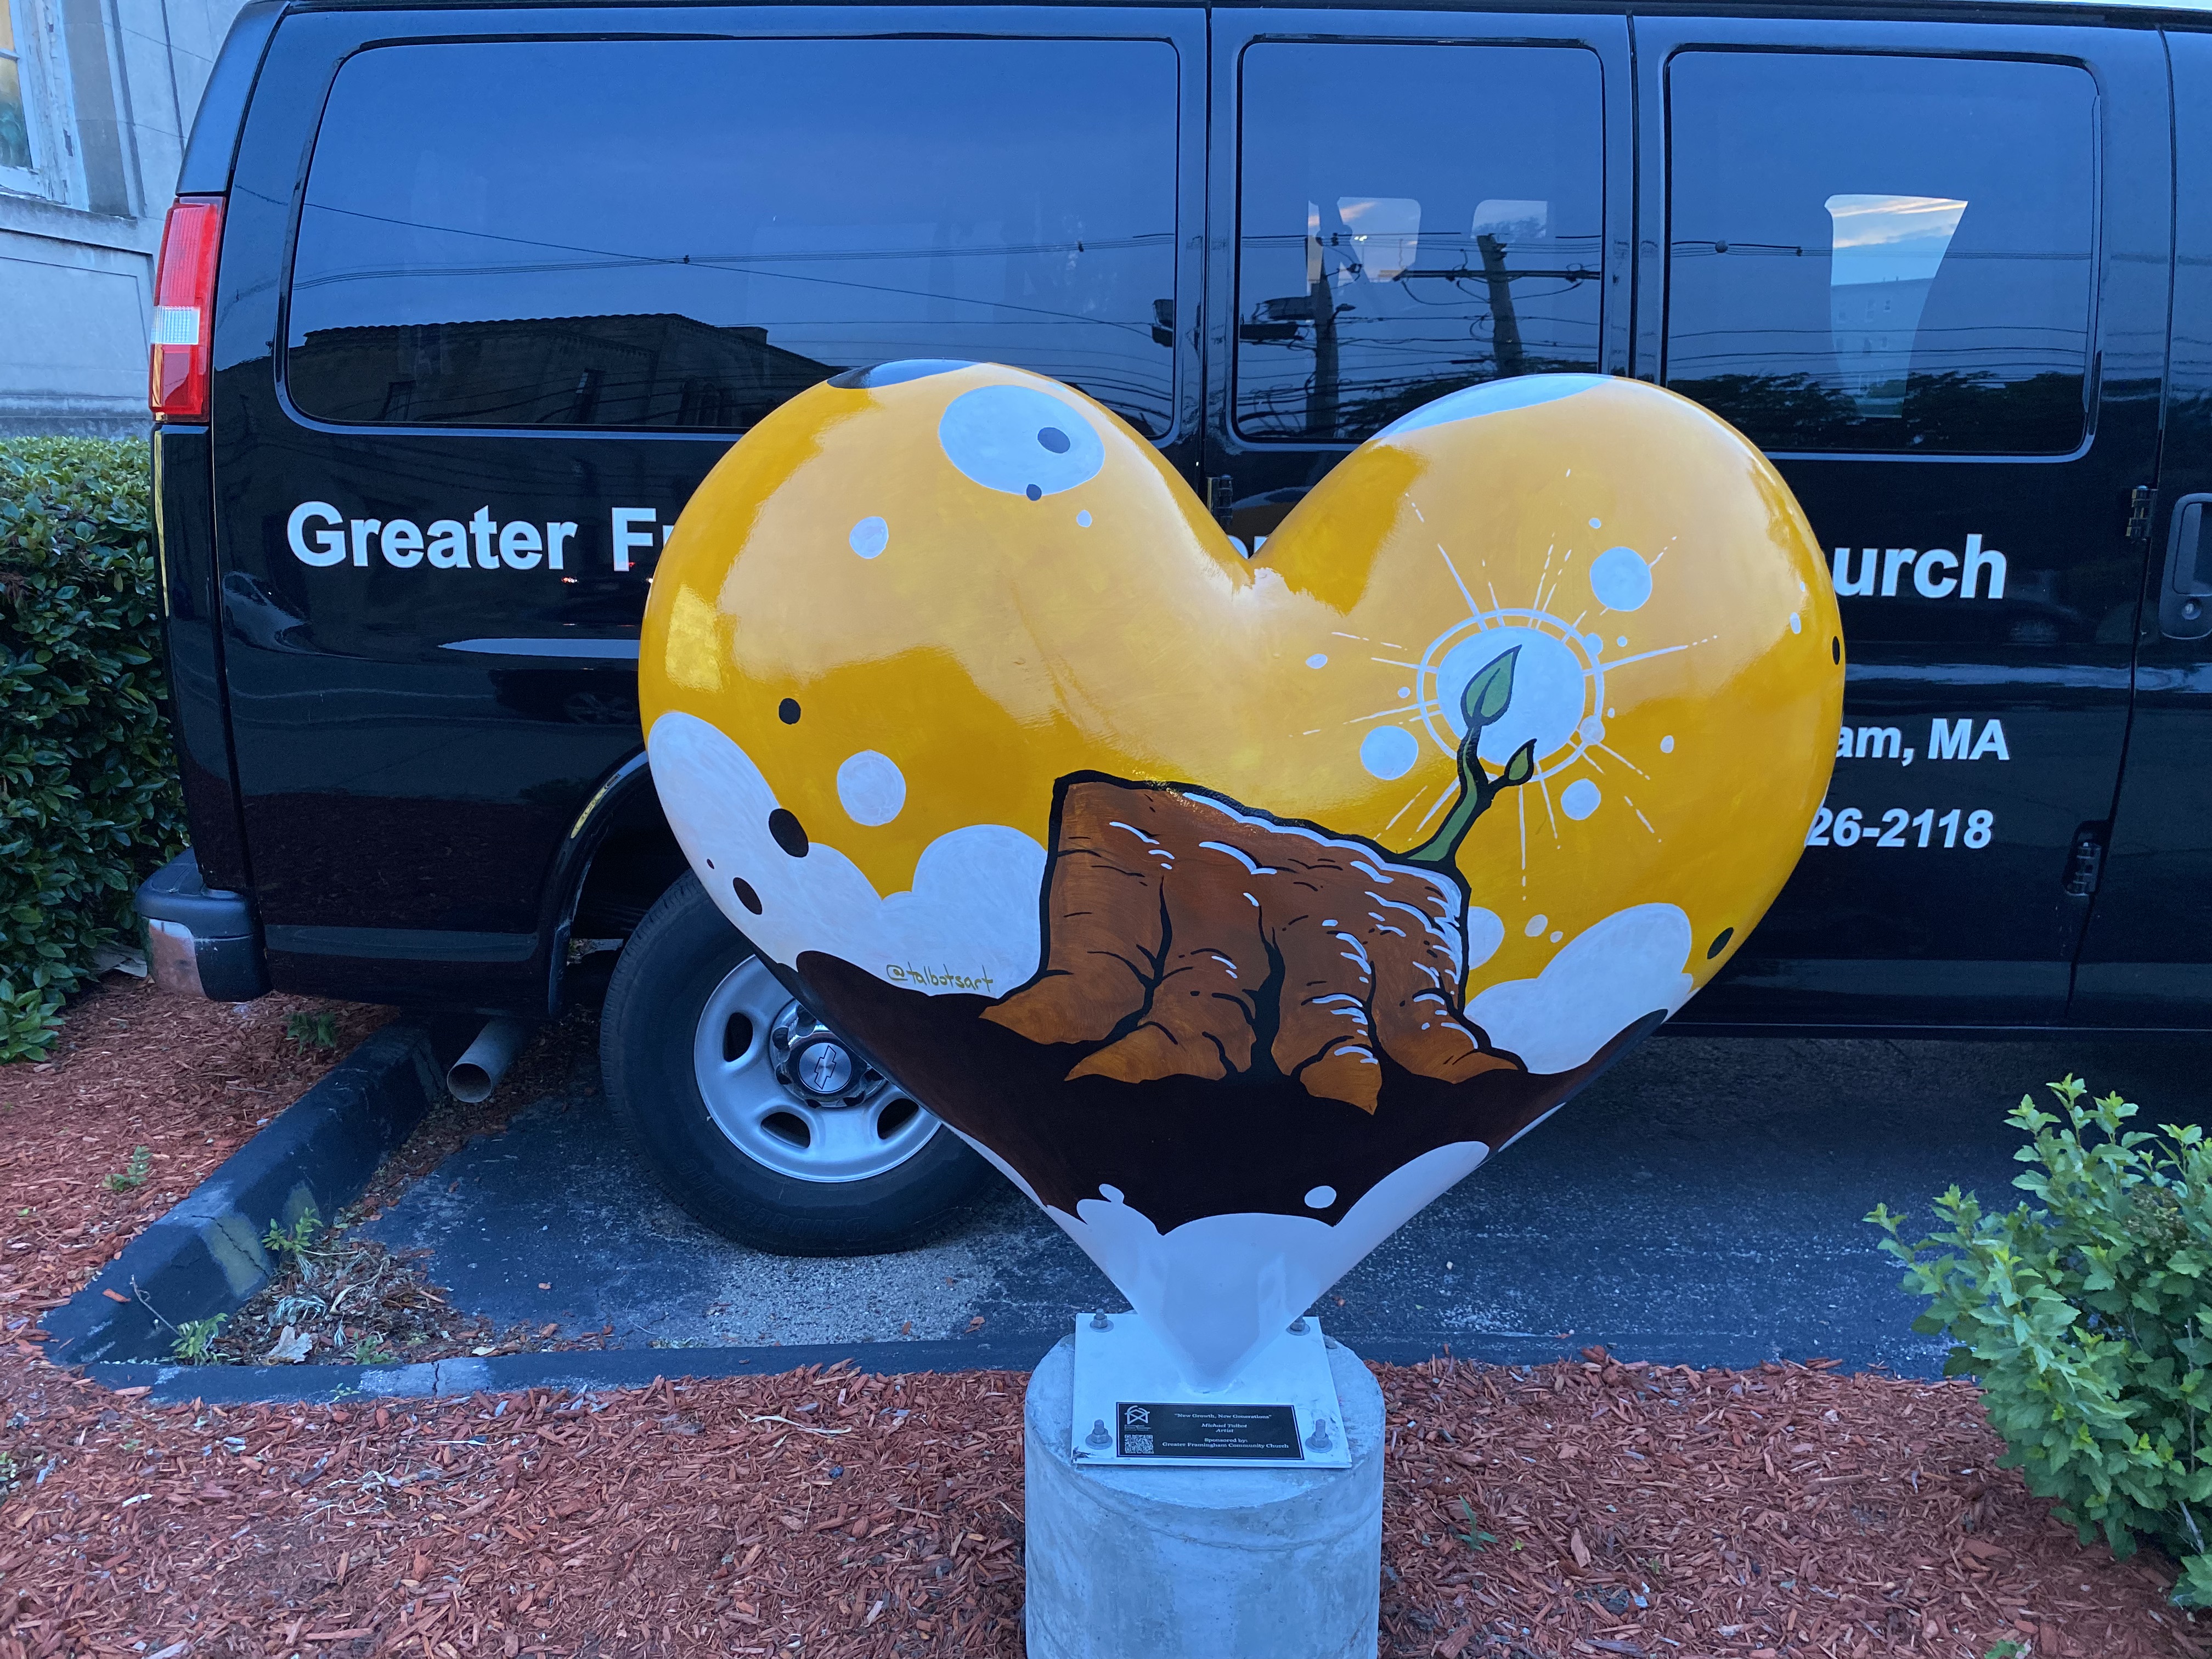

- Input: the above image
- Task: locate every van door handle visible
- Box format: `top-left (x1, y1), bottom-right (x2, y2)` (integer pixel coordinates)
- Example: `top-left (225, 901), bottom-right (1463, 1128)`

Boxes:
top-left (2160, 494), bottom-right (2212, 642)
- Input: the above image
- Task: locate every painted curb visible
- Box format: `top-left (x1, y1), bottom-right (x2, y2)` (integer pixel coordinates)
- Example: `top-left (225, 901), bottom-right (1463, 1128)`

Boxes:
top-left (47, 1017), bottom-right (472, 1365)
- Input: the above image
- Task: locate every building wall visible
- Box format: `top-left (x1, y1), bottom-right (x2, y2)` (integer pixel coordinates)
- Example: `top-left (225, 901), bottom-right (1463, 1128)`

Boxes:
top-left (1, 0), bottom-right (254, 436)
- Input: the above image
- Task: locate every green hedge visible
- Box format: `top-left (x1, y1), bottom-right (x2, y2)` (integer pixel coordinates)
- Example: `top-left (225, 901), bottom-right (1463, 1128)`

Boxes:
top-left (0, 436), bottom-right (184, 1061)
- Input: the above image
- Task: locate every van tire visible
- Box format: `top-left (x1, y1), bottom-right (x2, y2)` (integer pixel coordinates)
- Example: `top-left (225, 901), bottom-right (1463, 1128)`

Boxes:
top-left (600, 873), bottom-right (992, 1255)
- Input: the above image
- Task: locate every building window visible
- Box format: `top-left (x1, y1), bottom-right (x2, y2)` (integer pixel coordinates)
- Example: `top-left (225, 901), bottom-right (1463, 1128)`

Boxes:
top-left (0, 0), bottom-right (95, 208)
top-left (0, 0), bottom-right (40, 182)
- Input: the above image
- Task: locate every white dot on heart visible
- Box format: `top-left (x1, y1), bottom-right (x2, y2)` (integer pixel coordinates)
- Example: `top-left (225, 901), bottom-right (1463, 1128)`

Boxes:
top-left (1661, 734), bottom-right (1675, 753)
top-left (1306, 653), bottom-right (1328, 669)
top-left (1360, 726), bottom-right (1419, 780)
top-left (836, 750), bottom-right (906, 826)
top-left (1525, 913), bottom-right (1549, 938)
top-left (1590, 546), bottom-right (1652, 611)
top-left (1561, 777), bottom-right (1601, 820)
top-left (937, 383), bottom-right (1104, 498)
top-left (849, 516), bottom-right (889, 560)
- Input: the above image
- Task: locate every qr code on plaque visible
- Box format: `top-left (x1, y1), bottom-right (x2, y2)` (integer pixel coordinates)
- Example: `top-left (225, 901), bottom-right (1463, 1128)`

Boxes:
top-left (1124, 1435), bottom-right (1154, 1455)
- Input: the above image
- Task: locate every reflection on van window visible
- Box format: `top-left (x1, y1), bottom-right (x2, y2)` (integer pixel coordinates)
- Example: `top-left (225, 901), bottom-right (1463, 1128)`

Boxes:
top-left (1667, 53), bottom-right (2094, 453)
top-left (287, 40), bottom-right (1179, 435)
top-left (1237, 43), bottom-right (1603, 443)
top-left (1827, 195), bottom-right (1969, 417)
top-left (1336, 198), bottom-right (1422, 281)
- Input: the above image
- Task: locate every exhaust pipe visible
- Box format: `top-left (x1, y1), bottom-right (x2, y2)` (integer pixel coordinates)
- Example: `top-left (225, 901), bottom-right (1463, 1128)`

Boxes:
top-left (447, 1018), bottom-right (532, 1103)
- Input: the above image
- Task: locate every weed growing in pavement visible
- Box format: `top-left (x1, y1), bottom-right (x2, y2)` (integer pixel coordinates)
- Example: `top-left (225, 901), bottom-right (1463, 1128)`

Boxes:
top-left (263, 1211), bottom-right (321, 1261)
top-left (171, 1314), bottom-right (225, 1363)
top-left (1873, 1076), bottom-right (2212, 1607)
top-left (285, 1010), bottom-right (338, 1052)
top-left (103, 1144), bottom-right (151, 1192)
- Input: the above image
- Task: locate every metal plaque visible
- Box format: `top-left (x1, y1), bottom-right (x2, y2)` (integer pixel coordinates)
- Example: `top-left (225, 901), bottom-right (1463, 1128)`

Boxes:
top-left (1070, 1310), bottom-right (1351, 1470)
top-left (1115, 1402), bottom-right (1302, 1460)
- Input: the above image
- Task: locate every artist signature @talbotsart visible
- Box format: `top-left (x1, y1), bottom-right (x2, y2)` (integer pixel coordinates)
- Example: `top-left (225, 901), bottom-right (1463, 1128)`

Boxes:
top-left (885, 962), bottom-right (998, 994)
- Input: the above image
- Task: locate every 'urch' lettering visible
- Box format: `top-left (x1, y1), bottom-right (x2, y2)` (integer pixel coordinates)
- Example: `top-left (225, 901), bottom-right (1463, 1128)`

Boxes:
top-left (1830, 535), bottom-right (2006, 600)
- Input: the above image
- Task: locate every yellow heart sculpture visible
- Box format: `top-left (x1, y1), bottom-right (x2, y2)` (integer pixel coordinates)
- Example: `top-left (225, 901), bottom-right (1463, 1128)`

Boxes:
top-left (643, 364), bottom-right (1841, 1387)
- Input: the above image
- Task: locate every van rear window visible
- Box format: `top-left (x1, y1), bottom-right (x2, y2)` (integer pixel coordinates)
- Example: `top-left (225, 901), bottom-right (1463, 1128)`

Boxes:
top-left (1665, 52), bottom-right (2096, 454)
top-left (285, 38), bottom-right (1180, 435)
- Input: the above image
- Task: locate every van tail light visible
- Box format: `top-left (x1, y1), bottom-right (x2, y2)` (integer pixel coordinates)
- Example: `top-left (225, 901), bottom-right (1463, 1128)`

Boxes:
top-left (149, 196), bottom-right (224, 422)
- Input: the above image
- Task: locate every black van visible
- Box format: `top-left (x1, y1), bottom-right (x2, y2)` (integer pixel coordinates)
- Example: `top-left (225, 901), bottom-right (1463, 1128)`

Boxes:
top-left (137, 0), bottom-right (2212, 1253)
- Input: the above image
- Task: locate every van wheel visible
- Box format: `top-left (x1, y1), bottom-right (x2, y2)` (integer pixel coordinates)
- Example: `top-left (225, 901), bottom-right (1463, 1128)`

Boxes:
top-left (600, 873), bottom-right (991, 1255)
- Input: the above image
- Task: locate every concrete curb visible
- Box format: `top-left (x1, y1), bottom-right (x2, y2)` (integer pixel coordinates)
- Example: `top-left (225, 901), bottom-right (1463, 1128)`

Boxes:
top-left (75, 1334), bottom-right (1601, 1406)
top-left (84, 1335), bottom-right (1067, 1403)
top-left (47, 1017), bottom-right (470, 1365)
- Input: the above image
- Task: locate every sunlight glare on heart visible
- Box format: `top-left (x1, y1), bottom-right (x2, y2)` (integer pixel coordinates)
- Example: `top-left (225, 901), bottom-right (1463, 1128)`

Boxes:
top-left (1341, 514), bottom-right (1706, 882)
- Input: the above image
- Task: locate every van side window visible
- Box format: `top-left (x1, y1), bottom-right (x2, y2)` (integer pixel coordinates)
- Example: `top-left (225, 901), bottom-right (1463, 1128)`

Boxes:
top-left (286, 40), bottom-right (1180, 436)
top-left (1234, 43), bottom-right (1605, 444)
top-left (1665, 52), bottom-right (2095, 454)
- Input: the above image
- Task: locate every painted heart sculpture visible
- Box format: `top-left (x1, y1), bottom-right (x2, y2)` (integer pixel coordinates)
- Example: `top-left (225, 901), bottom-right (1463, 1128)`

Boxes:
top-left (641, 364), bottom-right (1843, 1390)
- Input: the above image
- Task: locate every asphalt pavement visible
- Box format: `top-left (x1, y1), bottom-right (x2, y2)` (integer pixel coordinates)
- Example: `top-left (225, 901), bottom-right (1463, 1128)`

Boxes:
top-left (360, 1028), bottom-right (2211, 1379)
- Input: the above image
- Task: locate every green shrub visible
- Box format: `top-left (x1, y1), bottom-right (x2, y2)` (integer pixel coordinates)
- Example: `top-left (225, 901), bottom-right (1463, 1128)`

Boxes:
top-left (1871, 1077), bottom-right (2212, 1605)
top-left (0, 436), bottom-right (183, 1061)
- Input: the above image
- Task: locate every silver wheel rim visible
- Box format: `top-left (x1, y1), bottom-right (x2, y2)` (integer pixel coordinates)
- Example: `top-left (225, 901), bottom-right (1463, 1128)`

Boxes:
top-left (691, 957), bottom-right (940, 1183)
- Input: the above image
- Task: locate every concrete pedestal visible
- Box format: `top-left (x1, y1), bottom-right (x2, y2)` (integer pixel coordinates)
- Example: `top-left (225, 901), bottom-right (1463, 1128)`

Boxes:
top-left (1023, 1334), bottom-right (1384, 1659)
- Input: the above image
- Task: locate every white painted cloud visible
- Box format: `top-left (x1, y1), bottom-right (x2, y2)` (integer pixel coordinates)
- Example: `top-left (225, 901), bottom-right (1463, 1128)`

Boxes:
top-left (648, 712), bottom-right (1044, 998)
top-left (1464, 905), bottom-right (1504, 971)
top-left (1466, 902), bottom-right (1695, 1074)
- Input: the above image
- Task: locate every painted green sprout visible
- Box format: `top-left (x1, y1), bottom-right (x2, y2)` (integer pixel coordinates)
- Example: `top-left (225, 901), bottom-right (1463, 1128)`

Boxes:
top-left (1404, 645), bottom-right (1538, 869)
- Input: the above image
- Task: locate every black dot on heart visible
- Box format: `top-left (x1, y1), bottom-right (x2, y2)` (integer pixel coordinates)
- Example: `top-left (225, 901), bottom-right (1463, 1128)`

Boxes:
top-left (1024, 484), bottom-right (1042, 501)
top-left (1831, 637), bottom-right (1842, 665)
top-left (1037, 427), bottom-right (1071, 454)
top-left (769, 809), bottom-right (809, 859)
top-left (1706, 927), bottom-right (1734, 960)
top-left (777, 697), bottom-right (800, 725)
top-left (732, 877), bottom-right (763, 915)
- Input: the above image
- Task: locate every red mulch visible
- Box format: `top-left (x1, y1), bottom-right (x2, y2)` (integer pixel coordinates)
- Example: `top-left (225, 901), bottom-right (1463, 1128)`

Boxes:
top-left (0, 1350), bottom-right (2200, 1658)
top-left (0, 979), bottom-right (2200, 1656)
